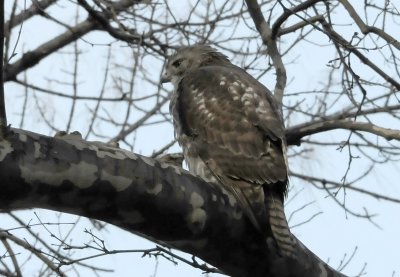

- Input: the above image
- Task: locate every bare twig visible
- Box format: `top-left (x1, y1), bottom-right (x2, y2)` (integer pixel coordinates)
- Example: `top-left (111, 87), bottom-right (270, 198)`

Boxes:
top-left (0, 230), bottom-right (68, 277)
top-left (339, 0), bottom-right (400, 50)
top-left (0, 237), bottom-right (22, 277)
top-left (272, 0), bottom-right (325, 38)
top-left (108, 96), bottom-right (169, 144)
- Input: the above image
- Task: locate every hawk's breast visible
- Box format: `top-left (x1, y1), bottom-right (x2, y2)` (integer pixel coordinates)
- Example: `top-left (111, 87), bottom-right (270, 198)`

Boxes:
top-left (170, 85), bottom-right (217, 183)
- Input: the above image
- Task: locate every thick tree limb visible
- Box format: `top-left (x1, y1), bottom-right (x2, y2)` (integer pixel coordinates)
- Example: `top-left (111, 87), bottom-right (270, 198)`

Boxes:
top-left (0, 128), bottom-right (346, 277)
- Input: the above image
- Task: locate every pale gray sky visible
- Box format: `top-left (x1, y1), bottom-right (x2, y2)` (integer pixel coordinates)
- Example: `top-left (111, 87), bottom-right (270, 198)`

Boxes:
top-left (2, 1), bottom-right (400, 276)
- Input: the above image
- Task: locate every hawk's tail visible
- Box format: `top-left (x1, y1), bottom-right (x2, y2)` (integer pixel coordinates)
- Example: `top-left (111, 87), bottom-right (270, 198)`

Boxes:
top-left (266, 194), bottom-right (297, 258)
top-left (217, 177), bottom-right (298, 258)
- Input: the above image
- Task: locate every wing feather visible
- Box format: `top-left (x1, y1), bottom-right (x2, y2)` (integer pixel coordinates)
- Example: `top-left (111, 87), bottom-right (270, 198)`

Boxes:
top-left (172, 64), bottom-right (289, 229)
top-left (175, 65), bottom-right (288, 189)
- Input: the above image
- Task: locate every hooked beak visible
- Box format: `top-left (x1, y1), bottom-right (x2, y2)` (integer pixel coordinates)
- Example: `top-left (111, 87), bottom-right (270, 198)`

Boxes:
top-left (160, 71), bottom-right (171, 84)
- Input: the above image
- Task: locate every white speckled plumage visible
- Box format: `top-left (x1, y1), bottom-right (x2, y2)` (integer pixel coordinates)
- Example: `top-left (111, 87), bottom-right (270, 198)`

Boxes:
top-left (163, 45), bottom-right (297, 257)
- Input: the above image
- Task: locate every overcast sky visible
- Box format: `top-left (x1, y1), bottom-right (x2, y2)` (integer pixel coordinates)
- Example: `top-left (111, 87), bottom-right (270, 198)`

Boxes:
top-left (2, 1), bottom-right (400, 276)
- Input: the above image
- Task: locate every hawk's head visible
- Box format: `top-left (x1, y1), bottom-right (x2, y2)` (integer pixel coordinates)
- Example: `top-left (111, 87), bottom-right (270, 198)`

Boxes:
top-left (161, 45), bottom-right (231, 86)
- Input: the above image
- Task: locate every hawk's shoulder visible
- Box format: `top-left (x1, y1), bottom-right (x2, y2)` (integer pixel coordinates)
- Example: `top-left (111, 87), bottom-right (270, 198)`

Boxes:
top-left (175, 64), bottom-right (285, 142)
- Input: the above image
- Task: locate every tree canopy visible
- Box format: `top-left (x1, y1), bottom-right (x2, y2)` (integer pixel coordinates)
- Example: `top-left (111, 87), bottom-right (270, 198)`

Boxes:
top-left (0, 1), bottom-right (399, 276)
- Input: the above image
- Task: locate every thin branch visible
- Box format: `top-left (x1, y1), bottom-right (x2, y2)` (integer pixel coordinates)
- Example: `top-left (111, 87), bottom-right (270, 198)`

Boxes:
top-left (272, 0), bottom-right (325, 38)
top-left (286, 119), bottom-right (400, 145)
top-left (278, 15), bottom-right (324, 36)
top-left (4, 0), bottom-right (139, 82)
top-left (291, 172), bottom-right (400, 204)
top-left (0, 0), bottom-right (7, 136)
top-left (108, 96), bottom-right (169, 144)
top-left (7, 213), bottom-right (113, 273)
top-left (0, 237), bottom-right (22, 277)
top-left (244, 0), bottom-right (286, 106)
top-left (0, 230), bottom-right (67, 277)
top-left (12, 78), bottom-right (152, 102)
top-left (4, 0), bottom-right (57, 31)
top-left (319, 18), bottom-right (400, 91)
top-left (4, 18), bottom-right (99, 82)
top-left (77, 0), bottom-right (141, 42)
top-left (339, 0), bottom-right (400, 50)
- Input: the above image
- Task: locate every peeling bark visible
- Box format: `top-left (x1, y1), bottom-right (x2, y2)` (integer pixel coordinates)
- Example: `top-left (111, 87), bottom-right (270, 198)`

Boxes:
top-left (0, 128), bottom-right (346, 277)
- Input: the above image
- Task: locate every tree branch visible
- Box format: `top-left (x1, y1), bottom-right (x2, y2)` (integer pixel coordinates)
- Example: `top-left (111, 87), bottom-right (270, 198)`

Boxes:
top-left (0, 128), bottom-right (346, 277)
top-left (0, 0), bottom-right (7, 136)
top-left (319, 18), bottom-right (400, 91)
top-left (4, 0), bottom-right (57, 31)
top-left (77, 0), bottom-right (142, 42)
top-left (291, 172), bottom-right (400, 204)
top-left (244, 0), bottom-right (286, 106)
top-left (339, 0), bottom-right (400, 50)
top-left (0, 230), bottom-right (67, 277)
top-left (3, 0), bottom-right (138, 82)
top-left (286, 119), bottom-right (400, 145)
top-left (271, 0), bottom-right (325, 39)
top-left (108, 96), bottom-right (170, 144)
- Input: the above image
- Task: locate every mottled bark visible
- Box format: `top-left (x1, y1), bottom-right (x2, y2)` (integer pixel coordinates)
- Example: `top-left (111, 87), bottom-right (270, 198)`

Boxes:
top-left (0, 128), bottom-right (346, 277)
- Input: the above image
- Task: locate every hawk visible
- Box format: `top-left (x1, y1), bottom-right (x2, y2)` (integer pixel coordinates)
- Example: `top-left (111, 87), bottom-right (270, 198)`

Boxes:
top-left (161, 45), bottom-right (296, 257)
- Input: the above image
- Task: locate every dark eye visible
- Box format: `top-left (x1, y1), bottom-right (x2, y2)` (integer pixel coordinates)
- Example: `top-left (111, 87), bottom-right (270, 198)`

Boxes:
top-left (172, 59), bottom-right (183, 67)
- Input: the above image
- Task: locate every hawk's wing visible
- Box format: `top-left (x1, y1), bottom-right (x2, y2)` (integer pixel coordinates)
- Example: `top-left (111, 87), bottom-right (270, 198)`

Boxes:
top-left (176, 65), bottom-right (287, 185)
top-left (174, 65), bottom-right (288, 231)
